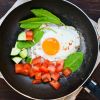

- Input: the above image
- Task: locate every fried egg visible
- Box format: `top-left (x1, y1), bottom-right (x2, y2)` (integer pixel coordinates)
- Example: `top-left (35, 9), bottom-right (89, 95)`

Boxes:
top-left (30, 24), bottom-right (80, 61)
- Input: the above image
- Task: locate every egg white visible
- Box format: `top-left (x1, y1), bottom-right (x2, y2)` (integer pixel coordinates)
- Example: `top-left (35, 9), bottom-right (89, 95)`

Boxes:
top-left (30, 24), bottom-right (80, 61)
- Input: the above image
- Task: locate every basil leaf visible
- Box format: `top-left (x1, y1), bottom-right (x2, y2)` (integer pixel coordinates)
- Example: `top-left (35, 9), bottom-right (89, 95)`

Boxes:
top-left (64, 52), bottom-right (84, 72)
top-left (34, 29), bottom-right (44, 44)
top-left (17, 41), bottom-right (34, 49)
top-left (31, 9), bottom-right (64, 25)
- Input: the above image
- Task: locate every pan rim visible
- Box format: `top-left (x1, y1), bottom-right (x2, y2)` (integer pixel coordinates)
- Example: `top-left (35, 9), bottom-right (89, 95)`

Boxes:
top-left (0, 0), bottom-right (99, 99)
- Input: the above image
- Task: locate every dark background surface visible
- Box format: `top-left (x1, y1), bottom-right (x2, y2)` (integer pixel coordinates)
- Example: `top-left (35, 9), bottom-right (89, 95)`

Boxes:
top-left (0, 0), bottom-right (100, 100)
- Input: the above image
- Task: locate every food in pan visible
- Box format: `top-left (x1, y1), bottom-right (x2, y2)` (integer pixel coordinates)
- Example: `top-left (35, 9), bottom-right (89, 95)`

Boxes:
top-left (10, 9), bottom-right (84, 90)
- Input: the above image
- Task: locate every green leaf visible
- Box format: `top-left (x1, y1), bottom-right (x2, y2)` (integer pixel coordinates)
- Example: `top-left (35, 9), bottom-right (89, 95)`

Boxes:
top-left (31, 9), bottom-right (64, 25)
top-left (17, 41), bottom-right (34, 49)
top-left (19, 17), bottom-right (45, 23)
top-left (19, 17), bottom-right (64, 25)
top-left (64, 52), bottom-right (84, 72)
top-left (25, 56), bottom-right (32, 63)
top-left (19, 9), bottom-right (65, 29)
top-left (34, 29), bottom-right (44, 44)
top-left (20, 22), bottom-right (42, 29)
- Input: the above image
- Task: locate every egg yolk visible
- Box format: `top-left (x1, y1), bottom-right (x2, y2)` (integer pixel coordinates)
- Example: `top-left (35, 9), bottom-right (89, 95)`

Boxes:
top-left (42, 38), bottom-right (60, 55)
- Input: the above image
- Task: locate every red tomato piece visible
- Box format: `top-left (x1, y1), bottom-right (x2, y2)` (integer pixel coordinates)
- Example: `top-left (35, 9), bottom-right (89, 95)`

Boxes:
top-left (15, 64), bottom-right (24, 74)
top-left (32, 80), bottom-right (41, 84)
top-left (42, 78), bottom-right (50, 83)
top-left (56, 60), bottom-right (64, 66)
top-left (40, 66), bottom-right (48, 73)
top-left (29, 69), bottom-right (36, 77)
top-left (26, 30), bottom-right (33, 40)
top-left (42, 59), bottom-right (51, 67)
top-left (56, 60), bottom-right (64, 72)
top-left (51, 73), bottom-right (60, 81)
top-left (32, 56), bottom-right (42, 66)
top-left (15, 64), bottom-right (31, 76)
top-left (35, 72), bottom-right (42, 80)
top-left (32, 66), bottom-right (40, 72)
top-left (42, 73), bottom-right (51, 82)
top-left (63, 68), bottom-right (72, 77)
top-left (35, 63), bottom-right (42, 67)
top-left (24, 64), bottom-right (31, 70)
top-left (22, 64), bottom-right (31, 75)
top-left (48, 65), bottom-right (56, 73)
top-left (49, 80), bottom-right (61, 90)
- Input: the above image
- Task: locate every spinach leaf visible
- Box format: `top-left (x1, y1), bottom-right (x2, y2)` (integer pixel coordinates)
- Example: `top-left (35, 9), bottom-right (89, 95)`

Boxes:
top-left (19, 9), bottom-right (64, 29)
top-left (17, 41), bottom-right (34, 49)
top-left (34, 29), bottom-right (44, 44)
top-left (31, 9), bottom-right (63, 25)
top-left (25, 56), bottom-right (32, 63)
top-left (20, 22), bottom-right (42, 29)
top-left (64, 52), bottom-right (84, 72)
top-left (19, 17), bottom-right (45, 24)
top-left (20, 17), bottom-right (63, 25)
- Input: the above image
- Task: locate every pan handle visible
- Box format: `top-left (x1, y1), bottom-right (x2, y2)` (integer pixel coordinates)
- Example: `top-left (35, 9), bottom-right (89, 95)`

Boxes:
top-left (84, 79), bottom-right (100, 100)
top-left (0, 72), bottom-right (4, 79)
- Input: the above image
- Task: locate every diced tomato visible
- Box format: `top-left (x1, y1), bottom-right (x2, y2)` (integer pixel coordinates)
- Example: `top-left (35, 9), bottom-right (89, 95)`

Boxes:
top-left (29, 69), bottom-right (36, 77)
top-left (56, 60), bottom-right (64, 72)
top-left (63, 68), bottom-right (72, 77)
top-left (40, 66), bottom-right (48, 73)
top-left (24, 64), bottom-right (31, 70)
top-left (43, 78), bottom-right (50, 83)
top-left (15, 64), bottom-right (31, 76)
top-left (26, 30), bottom-right (33, 40)
top-left (22, 64), bottom-right (31, 75)
top-left (35, 63), bottom-right (42, 67)
top-left (42, 59), bottom-right (51, 67)
top-left (42, 73), bottom-right (51, 82)
top-left (56, 66), bottom-right (63, 73)
top-left (32, 80), bottom-right (41, 84)
top-left (50, 80), bottom-right (61, 90)
top-left (32, 66), bottom-right (40, 72)
top-left (32, 56), bottom-right (42, 66)
top-left (51, 73), bottom-right (60, 81)
top-left (35, 72), bottom-right (42, 80)
top-left (15, 64), bottom-right (24, 74)
top-left (48, 65), bottom-right (56, 73)
top-left (56, 60), bottom-right (64, 66)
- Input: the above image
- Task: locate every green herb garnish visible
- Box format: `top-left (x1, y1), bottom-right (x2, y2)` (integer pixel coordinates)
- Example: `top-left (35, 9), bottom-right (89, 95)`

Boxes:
top-left (31, 9), bottom-right (63, 25)
top-left (17, 41), bottom-right (34, 49)
top-left (19, 9), bottom-right (64, 29)
top-left (64, 52), bottom-right (84, 72)
top-left (34, 29), bottom-right (44, 44)
top-left (25, 56), bottom-right (32, 63)
top-left (20, 22), bottom-right (42, 29)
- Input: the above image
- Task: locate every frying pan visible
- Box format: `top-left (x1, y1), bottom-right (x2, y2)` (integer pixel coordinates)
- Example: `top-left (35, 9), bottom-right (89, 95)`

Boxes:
top-left (0, 0), bottom-right (100, 99)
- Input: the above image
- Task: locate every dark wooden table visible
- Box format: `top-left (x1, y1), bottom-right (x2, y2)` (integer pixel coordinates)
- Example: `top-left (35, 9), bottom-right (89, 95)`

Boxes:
top-left (0, 0), bottom-right (100, 100)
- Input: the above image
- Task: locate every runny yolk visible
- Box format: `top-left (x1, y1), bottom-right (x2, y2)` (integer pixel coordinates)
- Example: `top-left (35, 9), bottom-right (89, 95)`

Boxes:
top-left (42, 38), bottom-right (60, 55)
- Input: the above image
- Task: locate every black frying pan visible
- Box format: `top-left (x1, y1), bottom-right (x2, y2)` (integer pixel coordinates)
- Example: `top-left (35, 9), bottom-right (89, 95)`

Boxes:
top-left (0, 0), bottom-right (99, 99)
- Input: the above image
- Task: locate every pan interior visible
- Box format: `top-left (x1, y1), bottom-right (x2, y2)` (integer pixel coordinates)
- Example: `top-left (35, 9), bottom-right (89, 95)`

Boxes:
top-left (0, 0), bottom-right (98, 99)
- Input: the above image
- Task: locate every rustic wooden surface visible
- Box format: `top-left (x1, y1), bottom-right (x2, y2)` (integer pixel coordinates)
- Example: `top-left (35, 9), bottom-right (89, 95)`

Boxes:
top-left (0, 0), bottom-right (100, 100)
